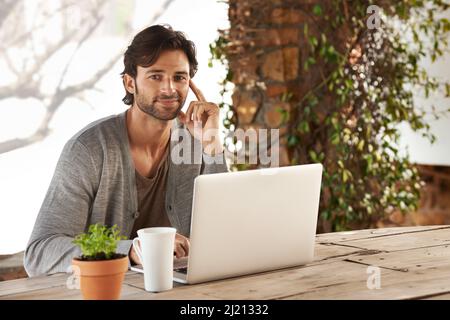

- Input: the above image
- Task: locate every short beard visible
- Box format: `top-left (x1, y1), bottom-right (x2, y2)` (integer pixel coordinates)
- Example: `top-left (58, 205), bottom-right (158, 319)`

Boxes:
top-left (134, 84), bottom-right (185, 121)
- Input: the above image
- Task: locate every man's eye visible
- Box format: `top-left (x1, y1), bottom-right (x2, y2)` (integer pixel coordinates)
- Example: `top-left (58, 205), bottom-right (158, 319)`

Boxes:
top-left (149, 75), bottom-right (161, 80)
top-left (175, 75), bottom-right (186, 81)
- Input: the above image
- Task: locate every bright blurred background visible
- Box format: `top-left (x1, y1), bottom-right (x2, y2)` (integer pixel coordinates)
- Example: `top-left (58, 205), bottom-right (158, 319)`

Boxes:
top-left (0, 0), bottom-right (229, 254)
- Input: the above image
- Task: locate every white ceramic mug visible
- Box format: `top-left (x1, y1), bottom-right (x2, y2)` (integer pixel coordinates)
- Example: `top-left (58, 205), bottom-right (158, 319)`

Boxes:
top-left (132, 227), bottom-right (176, 292)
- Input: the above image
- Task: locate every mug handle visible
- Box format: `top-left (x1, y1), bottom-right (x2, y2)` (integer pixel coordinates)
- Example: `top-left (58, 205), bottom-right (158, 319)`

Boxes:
top-left (132, 237), bottom-right (143, 265)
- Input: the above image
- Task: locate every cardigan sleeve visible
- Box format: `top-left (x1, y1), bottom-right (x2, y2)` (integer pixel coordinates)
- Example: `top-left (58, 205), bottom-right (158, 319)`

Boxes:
top-left (24, 139), bottom-right (99, 277)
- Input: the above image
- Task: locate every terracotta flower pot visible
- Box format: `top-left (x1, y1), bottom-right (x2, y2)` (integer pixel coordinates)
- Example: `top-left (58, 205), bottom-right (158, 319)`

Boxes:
top-left (72, 255), bottom-right (129, 300)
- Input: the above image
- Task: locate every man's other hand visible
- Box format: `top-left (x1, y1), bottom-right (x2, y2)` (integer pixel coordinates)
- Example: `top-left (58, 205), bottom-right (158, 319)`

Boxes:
top-left (174, 233), bottom-right (190, 259)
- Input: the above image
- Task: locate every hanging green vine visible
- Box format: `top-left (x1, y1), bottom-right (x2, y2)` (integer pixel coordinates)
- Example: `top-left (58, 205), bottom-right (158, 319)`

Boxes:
top-left (210, 0), bottom-right (450, 231)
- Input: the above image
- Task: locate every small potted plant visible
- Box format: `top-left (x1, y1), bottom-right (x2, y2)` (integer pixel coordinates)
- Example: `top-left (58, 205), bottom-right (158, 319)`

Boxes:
top-left (72, 224), bottom-right (128, 300)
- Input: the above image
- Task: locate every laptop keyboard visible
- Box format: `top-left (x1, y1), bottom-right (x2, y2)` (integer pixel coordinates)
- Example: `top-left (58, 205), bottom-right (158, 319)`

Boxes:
top-left (174, 266), bottom-right (188, 274)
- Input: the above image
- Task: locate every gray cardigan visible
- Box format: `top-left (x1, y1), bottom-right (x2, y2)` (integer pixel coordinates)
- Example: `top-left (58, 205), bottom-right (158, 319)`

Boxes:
top-left (24, 111), bottom-right (228, 277)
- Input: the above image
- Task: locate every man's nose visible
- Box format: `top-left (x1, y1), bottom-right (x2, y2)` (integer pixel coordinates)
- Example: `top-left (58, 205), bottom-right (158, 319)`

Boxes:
top-left (160, 78), bottom-right (176, 94)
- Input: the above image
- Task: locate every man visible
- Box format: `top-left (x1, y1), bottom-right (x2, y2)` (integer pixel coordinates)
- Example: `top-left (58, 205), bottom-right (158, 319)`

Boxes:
top-left (24, 25), bottom-right (228, 277)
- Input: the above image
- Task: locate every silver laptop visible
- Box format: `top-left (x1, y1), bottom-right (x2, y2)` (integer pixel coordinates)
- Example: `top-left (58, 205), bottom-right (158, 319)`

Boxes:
top-left (132, 163), bottom-right (323, 284)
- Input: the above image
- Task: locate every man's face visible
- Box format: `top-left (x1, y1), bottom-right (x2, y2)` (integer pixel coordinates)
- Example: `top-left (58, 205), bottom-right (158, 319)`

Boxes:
top-left (133, 50), bottom-right (190, 121)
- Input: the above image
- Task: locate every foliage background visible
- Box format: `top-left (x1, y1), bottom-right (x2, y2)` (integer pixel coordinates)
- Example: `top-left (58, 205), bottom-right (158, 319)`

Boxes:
top-left (210, 0), bottom-right (450, 231)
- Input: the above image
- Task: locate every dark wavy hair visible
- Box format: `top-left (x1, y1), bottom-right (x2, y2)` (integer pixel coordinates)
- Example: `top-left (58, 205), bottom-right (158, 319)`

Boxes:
top-left (120, 24), bottom-right (198, 105)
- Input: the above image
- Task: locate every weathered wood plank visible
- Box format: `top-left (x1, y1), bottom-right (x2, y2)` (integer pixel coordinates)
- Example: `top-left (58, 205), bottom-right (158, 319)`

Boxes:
top-left (282, 244), bottom-right (450, 299)
top-left (345, 244), bottom-right (450, 272)
top-left (340, 227), bottom-right (450, 252)
top-left (0, 273), bottom-right (68, 297)
top-left (282, 265), bottom-right (450, 300)
top-left (422, 292), bottom-right (450, 300)
top-left (312, 243), bottom-right (366, 263)
top-left (123, 260), bottom-right (373, 300)
top-left (316, 225), bottom-right (449, 244)
top-left (1, 283), bottom-right (143, 300)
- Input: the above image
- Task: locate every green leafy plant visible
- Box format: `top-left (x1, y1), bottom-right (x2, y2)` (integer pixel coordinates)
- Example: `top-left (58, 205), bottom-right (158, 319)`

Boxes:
top-left (210, 0), bottom-right (450, 232)
top-left (73, 224), bottom-right (127, 261)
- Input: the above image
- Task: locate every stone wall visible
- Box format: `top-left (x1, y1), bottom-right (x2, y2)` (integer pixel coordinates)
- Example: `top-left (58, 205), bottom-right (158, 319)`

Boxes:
top-left (227, 0), bottom-right (315, 167)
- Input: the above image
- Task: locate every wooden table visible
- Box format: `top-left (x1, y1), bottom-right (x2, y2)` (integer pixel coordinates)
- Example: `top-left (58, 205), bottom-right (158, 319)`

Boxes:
top-left (1, 225), bottom-right (450, 300)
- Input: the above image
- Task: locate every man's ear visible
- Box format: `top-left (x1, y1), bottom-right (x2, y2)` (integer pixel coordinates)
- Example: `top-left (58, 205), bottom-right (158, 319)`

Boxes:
top-left (123, 74), bottom-right (135, 94)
